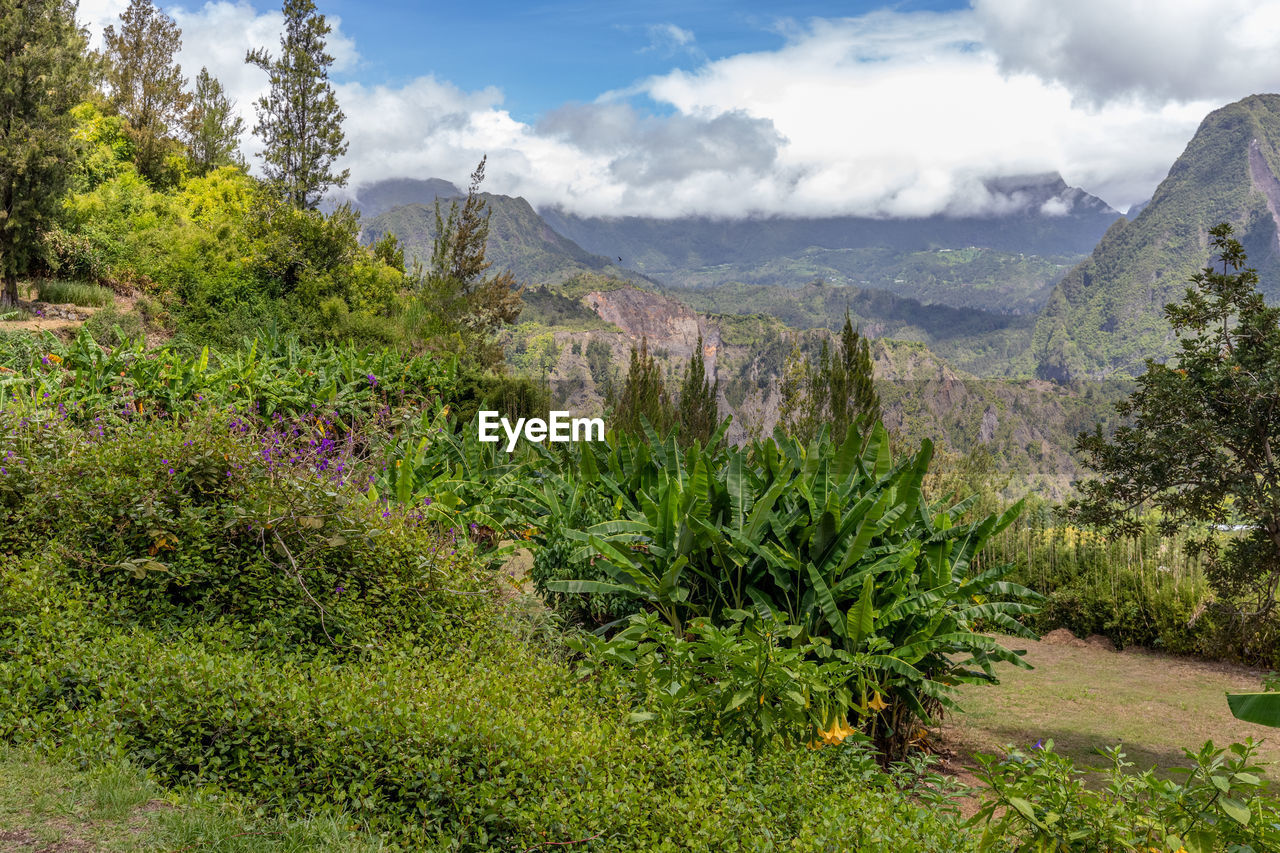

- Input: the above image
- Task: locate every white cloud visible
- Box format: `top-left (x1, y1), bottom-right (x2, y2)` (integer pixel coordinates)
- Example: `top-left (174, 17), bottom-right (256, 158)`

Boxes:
top-left (641, 23), bottom-right (698, 56)
top-left (974, 0), bottom-right (1280, 105)
top-left (75, 1), bottom-right (1280, 218)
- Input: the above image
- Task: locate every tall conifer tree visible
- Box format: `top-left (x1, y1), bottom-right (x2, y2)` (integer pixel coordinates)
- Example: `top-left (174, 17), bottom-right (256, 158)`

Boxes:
top-left (780, 310), bottom-right (880, 443)
top-left (611, 337), bottom-right (675, 436)
top-left (182, 67), bottom-right (245, 175)
top-left (103, 0), bottom-right (188, 184)
top-left (246, 0), bottom-right (348, 209)
top-left (0, 0), bottom-right (88, 308)
top-left (678, 334), bottom-right (720, 444)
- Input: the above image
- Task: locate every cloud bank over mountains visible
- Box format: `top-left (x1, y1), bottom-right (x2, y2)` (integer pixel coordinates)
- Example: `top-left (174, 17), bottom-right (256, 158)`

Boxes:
top-left (81, 0), bottom-right (1280, 218)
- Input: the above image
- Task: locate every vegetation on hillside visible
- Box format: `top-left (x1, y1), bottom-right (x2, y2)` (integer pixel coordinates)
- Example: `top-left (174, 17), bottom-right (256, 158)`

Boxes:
top-left (1033, 94), bottom-right (1280, 380)
top-left (2, 3), bottom-right (1280, 849)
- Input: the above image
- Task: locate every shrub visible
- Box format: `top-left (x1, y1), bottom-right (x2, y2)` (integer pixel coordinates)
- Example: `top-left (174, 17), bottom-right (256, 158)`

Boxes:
top-left (536, 422), bottom-right (1038, 758)
top-left (0, 607), bottom-right (972, 852)
top-left (970, 740), bottom-right (1280, 853)
top-left (0, 407), bottom-right (483, 649)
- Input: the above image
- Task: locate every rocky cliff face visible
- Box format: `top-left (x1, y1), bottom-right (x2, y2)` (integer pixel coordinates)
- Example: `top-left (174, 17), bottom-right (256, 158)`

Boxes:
top-left (582, 288), bottom-right (720, 369)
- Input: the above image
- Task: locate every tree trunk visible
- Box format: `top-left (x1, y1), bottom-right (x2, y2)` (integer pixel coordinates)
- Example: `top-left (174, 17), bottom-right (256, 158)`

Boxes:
top-left (0, 272), bottom-right (17, 310)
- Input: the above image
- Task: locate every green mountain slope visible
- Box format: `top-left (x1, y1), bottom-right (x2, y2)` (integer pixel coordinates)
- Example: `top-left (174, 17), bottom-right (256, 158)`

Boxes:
top-left (537, 173), bottom-right (1116, 314)
top-left (362, 194), bottom-right (653, 287)
top-left (1033, 94), bottom-right (1280, 380)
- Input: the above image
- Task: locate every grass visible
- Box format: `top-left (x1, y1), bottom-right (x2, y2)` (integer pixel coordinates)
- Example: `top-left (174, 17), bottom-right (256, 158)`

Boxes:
top-left (0, 747), bottom-right (381, 852)
top-left (943, 633), bottom-right (1280, 779)
top-left (34, 280), bottom-right (115, 308)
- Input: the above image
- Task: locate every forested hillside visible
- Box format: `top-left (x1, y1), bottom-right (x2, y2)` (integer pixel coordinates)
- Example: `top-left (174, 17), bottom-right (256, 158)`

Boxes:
top-left (1033, 94), bottom-right (1280, 380)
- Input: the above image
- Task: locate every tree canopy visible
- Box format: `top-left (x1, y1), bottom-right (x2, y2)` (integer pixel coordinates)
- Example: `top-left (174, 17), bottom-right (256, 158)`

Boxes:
top-left (246, 0), bottom-right (348, 209)
top-left (102, 0), bottom-right (188, 185)
top-left (0, 0), bottom-right (89, 307)
top-left (1072, 223), bottom-right (1280, 624)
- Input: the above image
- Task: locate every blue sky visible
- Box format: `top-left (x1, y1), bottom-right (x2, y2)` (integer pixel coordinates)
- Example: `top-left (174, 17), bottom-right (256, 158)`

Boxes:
top-left (82, 1), bottom-right (1280, 217)
top-left (321, 0), bottom-right (970, 120)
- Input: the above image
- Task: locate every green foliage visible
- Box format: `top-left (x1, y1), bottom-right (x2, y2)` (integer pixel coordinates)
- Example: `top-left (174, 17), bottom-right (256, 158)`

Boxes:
top-left (0, 0), bottom-right (90, 307)
top-left (970, 740), bottom-right (1280, 853)
top-left (677, 333), bottom-right (720, 446)
top-left (246, 0), bottom-right (348, 209)
top-left (585, 336), bottom-right (613, 388)
top-left (0, 613), bottom-right (969, 851)
top-left (0, 328), bottom-right (451, 424)
top-left (1073, 225), bottom-right (1280, 630)
top-left (34, 280), bottom-right (114, 307)
top-left (1227, 692), bottom-right (1280, 728)
top-left (47, 155), bottom-right (408, 344)
top-left (182, 67), bottom-right (245, 176)
top-left (780, 311), bottom-right (880, 445)
top-left (538, 422), bottom-right (1037, 757)
top-left (82, 304), bottom-right (146, 346)
top-left (0, 409), bottom-right (481, 648)
top-left (570, 610), bottom-right (861, 752)
top-left (609, 336), bottom-right (674, 436)
top-left (516, 285), bottom-right (611, 328)
top-left (409, 158), bottom-right (522, 367)
top-left (102, 0), bottom-right (189, 186)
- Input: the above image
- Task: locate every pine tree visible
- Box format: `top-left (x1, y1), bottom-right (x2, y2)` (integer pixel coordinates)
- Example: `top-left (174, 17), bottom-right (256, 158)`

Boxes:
top-left (780, 311), bottom-right (881, 443)
top-left (182, 67), bottom-right (245, 175)
top-left (677, 334), bottom-right (720, 444)
top-left (0, 0), bottom-right (89, 308)
top-left (419, 157), bottom-right (521, 366)
top-left (611, 337), bottom-right (675, 437)
top-left (102, 0), bottom-right (188, 184)
top-left (246, 0), bottom-right (348, 209)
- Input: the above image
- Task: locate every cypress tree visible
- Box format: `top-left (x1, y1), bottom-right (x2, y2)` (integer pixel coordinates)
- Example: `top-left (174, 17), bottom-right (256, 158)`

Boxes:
top-left (246, 0), bottom-right (348, 209)
top-left (677, 334), bottom-right (720, 444)
top-left (779, 310), bottom-right (880, 443)
top-left (611, 337), bottom-right (674, 437)
top-left (0, 0), bottom-right (89, 308)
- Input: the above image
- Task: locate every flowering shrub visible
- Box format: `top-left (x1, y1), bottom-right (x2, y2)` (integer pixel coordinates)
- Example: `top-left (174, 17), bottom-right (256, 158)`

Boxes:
top-left (569, 609), bottom-right (862, 751)
top-left (0, 406), bottom-right (484, 649)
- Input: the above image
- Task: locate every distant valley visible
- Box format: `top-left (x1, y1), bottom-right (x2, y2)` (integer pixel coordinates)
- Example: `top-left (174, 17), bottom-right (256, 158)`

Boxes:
top-left (348, 94), bottom-right (1280, 494)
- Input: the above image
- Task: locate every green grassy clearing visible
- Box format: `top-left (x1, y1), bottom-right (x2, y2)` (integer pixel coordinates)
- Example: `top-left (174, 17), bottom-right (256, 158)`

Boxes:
top-left (34, 280), bottom-right (115, 308)
top-left (0, 748), bottom-right (379, 852)
top-left (944, 633), bottom-right (1280, 778)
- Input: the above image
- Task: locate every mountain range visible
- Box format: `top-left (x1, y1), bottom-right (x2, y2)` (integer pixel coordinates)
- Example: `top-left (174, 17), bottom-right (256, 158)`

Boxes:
top-left (1033, 94), bottom-right (1280, 380)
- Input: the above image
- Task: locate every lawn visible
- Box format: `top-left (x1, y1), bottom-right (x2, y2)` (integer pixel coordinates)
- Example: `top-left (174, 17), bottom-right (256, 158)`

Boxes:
top-left (0, 748), bottom-right (377, 852)
top-left (943, 631), bottom-right (1280, 777)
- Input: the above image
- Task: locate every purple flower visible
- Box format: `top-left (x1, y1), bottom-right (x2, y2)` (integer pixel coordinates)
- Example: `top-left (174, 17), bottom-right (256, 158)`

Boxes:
top-left (367, 374), bottom-right (378, 388)
top-left (335, 585), bottom-right (345, 595)
top-left (1033, 740), bottom-right (1044, 750)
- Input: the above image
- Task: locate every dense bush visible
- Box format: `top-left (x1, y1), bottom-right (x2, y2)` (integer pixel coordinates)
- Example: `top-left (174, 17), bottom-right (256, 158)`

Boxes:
top-left (0, 557), bottom-right (972, 852)
top-left (0, 327), bottom-right (453, 425)
top-left (45, 105), bottom-right (411, 346)
top-left (0, 403), bottom-right (481, 649)
top-left (534, 422), bottom-right (1038, 757)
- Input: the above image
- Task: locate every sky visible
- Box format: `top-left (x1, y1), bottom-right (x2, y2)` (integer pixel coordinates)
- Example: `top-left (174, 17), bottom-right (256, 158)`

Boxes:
top-left (77, 0), bottom-right (1280, 218)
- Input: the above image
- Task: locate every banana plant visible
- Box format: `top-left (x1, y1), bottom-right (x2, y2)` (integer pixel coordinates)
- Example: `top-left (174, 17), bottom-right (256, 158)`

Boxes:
top-left (538, 419), bottom-right (1040, 757)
